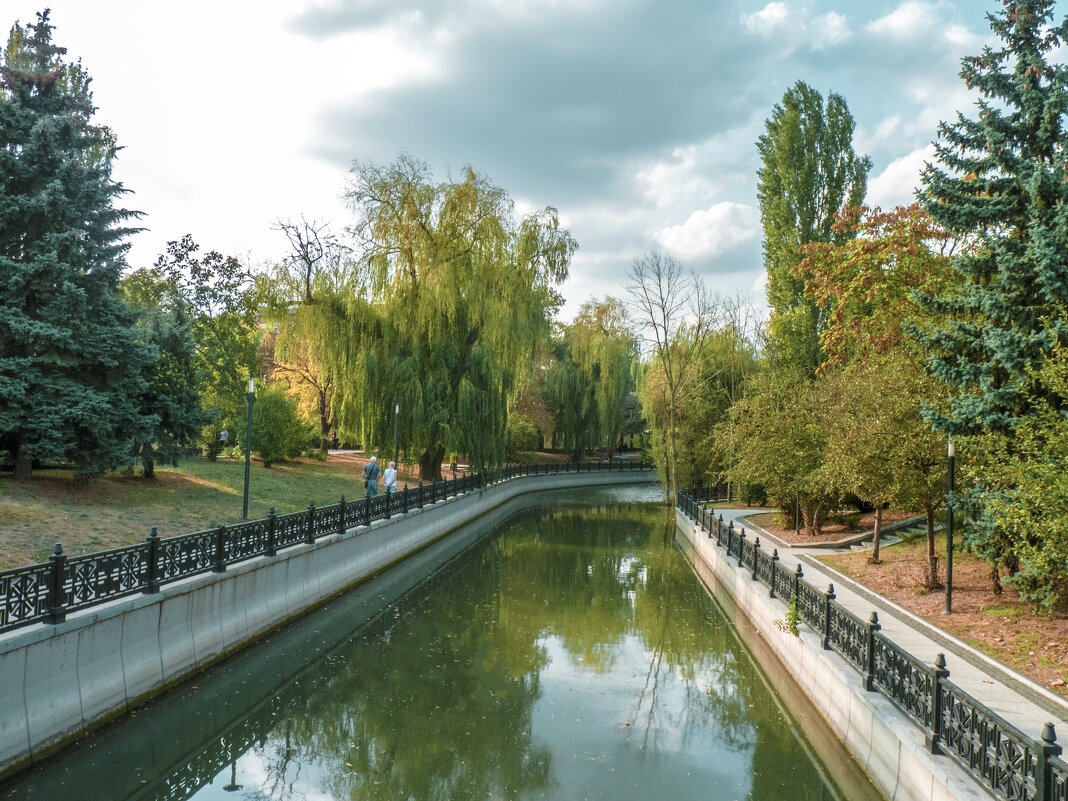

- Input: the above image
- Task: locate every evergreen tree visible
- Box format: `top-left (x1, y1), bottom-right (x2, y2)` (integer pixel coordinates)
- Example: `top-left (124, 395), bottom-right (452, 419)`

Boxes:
top-left (122, 270), bottom-right (207, 478)
top-left (918, 0), bottom-right (1068, 435)
top-left (756, 81), bottom-right (871, 375)
top-left (0, 12), bottom-right (153, 482)
top-left (916, 0), bottom-right (1068, 603)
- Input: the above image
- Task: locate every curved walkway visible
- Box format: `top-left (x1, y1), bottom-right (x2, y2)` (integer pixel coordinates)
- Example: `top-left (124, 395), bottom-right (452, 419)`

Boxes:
top-left (719, 506), bottom-right (1066, 740)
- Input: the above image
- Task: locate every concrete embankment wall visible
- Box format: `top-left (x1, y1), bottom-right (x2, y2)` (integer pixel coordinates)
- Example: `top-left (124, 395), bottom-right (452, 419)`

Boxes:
top-left (0, 470), bottom-right (652, 776)
top-left (676, 510), bottom-right (987, 801)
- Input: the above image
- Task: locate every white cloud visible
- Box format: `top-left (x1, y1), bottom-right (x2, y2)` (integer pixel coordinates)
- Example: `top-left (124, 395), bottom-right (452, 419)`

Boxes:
top-left (742, 2), bottom-right (851, 54)
top-left (867, 144), bottom-right (935, 209)
top-left (654, 202), bottom-right (759, 260)
top-left (812, 11), bottom-right (851, 49)
top-left (867, 1), bottom-right (940, 39)
top-left (742, 2), bottom-right (790, 35)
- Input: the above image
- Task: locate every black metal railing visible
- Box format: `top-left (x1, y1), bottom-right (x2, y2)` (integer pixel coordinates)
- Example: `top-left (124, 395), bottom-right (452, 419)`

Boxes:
top-left (677, 487), bottom-right (1065, 801)
top-left (0, 459), bottom-right (650, 635)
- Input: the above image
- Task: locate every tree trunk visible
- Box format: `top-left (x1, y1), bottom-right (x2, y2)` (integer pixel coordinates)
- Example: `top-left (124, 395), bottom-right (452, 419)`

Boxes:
top-left (318, 388), bottom-right (330, 452)
top-left (13, 432), bottom-right (32, 481)
top-left (990, 565), bottom-right (1003, 596)
top-left (924, 508), bottom-right (940, 588)
top-left (142, 452), bottom-right (155, 480)
top-left (419, 444), bottom-right (446, 482)
top-left (869, 506), bottom-right (883, 563)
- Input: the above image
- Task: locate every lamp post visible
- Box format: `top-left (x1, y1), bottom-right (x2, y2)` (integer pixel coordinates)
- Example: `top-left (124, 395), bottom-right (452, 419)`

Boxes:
top-left (242, 376), bottom-right (255, 521)
top-left (394, 403), bottom-right (400, 468)
top-left (944, 438), bottom-right (955, 615)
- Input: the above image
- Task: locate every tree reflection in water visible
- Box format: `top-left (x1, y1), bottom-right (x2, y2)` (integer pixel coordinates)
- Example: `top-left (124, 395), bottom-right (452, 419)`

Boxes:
top-left (1, 487), bottom-right (881, 801)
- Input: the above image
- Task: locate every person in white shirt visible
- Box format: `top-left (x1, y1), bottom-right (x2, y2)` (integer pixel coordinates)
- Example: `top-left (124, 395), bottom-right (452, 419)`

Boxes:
top-left (383, 461), bottom-right (398, 494)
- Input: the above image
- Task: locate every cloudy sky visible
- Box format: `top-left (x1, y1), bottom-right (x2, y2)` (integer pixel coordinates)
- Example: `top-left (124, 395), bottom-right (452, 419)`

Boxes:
top-left (7, 0), bottom-right (1001, 319)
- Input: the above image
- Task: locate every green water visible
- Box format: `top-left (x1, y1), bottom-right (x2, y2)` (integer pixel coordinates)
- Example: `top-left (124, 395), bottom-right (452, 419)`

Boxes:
top-left (1, 486), bottom-right (885, 800)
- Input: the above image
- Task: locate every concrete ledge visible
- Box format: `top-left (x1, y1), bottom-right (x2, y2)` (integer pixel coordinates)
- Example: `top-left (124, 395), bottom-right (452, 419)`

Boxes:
top-left (676, 510), bottom-right (989, 801)
top-left (0, 469), bottom-right (652, 776)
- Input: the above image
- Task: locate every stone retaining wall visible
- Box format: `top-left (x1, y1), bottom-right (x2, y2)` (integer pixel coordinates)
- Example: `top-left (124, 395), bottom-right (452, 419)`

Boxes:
top-left (0, 470), bottom-right (652, 777)
top-left (676, 509), bottom-right (988, 801)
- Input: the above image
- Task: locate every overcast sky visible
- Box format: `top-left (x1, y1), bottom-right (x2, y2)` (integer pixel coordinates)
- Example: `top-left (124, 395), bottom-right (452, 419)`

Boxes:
top-left (7, 0), bottom-right (1004, 319)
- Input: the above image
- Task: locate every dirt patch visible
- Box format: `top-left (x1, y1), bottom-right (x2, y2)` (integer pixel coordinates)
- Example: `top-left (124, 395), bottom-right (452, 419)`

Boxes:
top-left (819, 539), bottom-right (1068, 697)
top-left (745, 509), bottom-right (919, 545)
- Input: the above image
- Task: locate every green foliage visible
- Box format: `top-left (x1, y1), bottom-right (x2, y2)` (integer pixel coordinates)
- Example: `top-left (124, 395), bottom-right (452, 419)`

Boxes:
top-left (122, 275), bottom-right (208, 477)
top-left (250, 385), bottom-right (318, 468)
top-left (913, 1), bottom-right (1068, 603)
top-left (757, 80), bottom-right (871, 376)
top-left (150, 235), bottom-right (263, 449)
top-left (717, 370), bottom-right (830, 531)
top-left (978, 345), bottom-right (1068, 608)
top-left (918, 0), bottom-right (1068, 436)
top-left (337, 154), bottom-right (574, 479)
top-left (0, 11), bottom-right (155, 482)
top-left (774, 595), bottom-right (800, 636)
top-left (544, 298), bottom-right (636, 460)
top-left (506, 413), bottom-right (538, 461)
top-left (261, 221), bottom-right (352, 450)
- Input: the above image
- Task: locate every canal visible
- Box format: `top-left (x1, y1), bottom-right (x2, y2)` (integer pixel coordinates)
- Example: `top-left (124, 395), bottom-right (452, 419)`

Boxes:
top-left (1, 485), bottom-right (885, 800)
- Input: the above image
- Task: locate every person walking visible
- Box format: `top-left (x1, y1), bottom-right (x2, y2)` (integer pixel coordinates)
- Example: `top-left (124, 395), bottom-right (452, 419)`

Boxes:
top-left (383, 461), bottom-right (398, 494)
top-left (362, 456), bottom-right (380, 497)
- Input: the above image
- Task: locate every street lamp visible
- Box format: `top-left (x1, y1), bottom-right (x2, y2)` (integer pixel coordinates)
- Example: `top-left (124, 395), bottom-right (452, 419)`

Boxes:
top-left (394, 403), bottom-right (400, 468)
top-left (944, 437), bottom-right (955, 615)
top-left (242, 376), bottom-right (255, 521)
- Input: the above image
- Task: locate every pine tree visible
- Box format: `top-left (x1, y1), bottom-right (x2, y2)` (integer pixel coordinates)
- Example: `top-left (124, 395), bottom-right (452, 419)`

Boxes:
top-left (756, 81), bottom-right (871, 376)
top-left (918, 0), bottom-right (1068, 434)
top-left (0, 12), bottom-right (153, 481)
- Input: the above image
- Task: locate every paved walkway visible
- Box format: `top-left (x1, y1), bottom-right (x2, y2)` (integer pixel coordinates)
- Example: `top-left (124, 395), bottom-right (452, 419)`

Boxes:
top-left (711, 506), bottom-right (1066, 742)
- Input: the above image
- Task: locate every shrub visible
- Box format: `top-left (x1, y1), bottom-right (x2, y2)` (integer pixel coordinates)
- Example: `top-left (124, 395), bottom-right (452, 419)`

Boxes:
top-left (250, 386), bottom-right (318, 467)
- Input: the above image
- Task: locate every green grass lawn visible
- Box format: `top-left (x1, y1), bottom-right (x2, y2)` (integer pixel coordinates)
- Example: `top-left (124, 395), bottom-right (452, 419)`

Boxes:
top-left (0, 454), bottom-right (382, 569)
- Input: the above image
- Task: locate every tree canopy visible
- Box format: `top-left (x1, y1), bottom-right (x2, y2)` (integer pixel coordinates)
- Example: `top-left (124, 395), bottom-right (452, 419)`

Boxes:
top-left (337, 154), bottom-right (575, 479)
top-left (0, 11), bottom-right (154, 482)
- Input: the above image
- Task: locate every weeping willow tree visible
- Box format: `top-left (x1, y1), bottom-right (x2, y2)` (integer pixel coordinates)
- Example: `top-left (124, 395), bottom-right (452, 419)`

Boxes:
top-left (339, 154), bottom-right (575, 479)
top-left (545, 298), bottom-right (637, 460)
top-left (261, 222), bottom-right (353, 451)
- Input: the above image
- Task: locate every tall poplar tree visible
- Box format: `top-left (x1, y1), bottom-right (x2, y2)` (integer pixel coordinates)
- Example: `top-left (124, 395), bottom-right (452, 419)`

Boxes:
top-left (756, 81), bottom-right (871, 375)
top-left (0, 12), bottom-right (153, 482)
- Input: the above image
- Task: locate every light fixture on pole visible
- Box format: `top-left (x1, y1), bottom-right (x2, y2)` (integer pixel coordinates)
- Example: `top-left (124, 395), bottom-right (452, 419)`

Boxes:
top-left (944, 437), bottom-right (954, 615)
top-left (242, 376), bottom-right (255, 521)
top-left (394, 403), bottom-right (400, 468)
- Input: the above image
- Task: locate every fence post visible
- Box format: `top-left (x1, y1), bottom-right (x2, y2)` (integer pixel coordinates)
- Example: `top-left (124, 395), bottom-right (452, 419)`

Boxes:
top-left (1034, 723), bottom-right (1061, 801)
top-left (214, 525), bottom-right (227, 573)
top-left (266, 508), bottom-right (277, 556)
top-left (751, 538), bottom-right (761, 581)
top-left (769, 550), bottom-right (779, 597)
top-left (418, 481), bottom-right (424, 508)
top-left (402, 484), bottom-right (409, 514)
top-left (727, 521), bottom-right (735, 556)
top-left (865, 612), bottom-right (881, 691)
top-left (385, 488), bottom-right (392, 519)
top-left (145, 528), bottom-right (160, 594)
top-left (339, 496), bottom-right (346, 536)
top-left (45, 543), bottom-right (67, 624)
top-left (306, 501), bottom-right (316, 544)
top-left (793, 562), bottom-right (803, 602)
top-left (364, 495), bottom-right (371, 527)
top-left (926, 653), bottom-right (948, 753)
top-left (822, 584), bottom-right (835, 649)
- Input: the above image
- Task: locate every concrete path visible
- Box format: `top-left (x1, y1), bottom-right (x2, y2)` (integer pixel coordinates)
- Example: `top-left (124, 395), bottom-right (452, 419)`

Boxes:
top-left (712, 506), bottom-right (1067, 742)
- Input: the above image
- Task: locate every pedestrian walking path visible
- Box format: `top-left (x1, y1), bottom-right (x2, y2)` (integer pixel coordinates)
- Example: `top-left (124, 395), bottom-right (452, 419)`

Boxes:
top-left (718, 506), bottom-right (1066, 740)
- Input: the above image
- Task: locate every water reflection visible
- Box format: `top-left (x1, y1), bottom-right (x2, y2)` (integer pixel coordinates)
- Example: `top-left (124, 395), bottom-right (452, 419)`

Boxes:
top-left (1, 486), bottom-right (883, 800)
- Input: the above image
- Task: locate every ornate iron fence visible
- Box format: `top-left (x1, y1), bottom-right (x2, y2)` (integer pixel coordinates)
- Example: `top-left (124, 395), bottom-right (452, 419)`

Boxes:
top-left (0, 459), bottom-right (649, 635)
top-left (676, 488), bottom-right (1064, 801)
